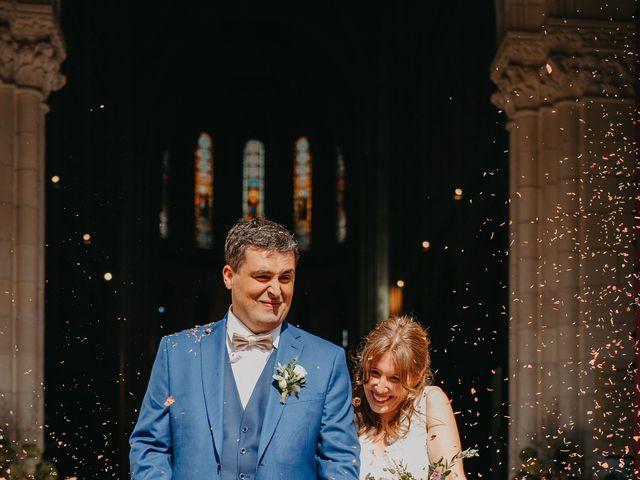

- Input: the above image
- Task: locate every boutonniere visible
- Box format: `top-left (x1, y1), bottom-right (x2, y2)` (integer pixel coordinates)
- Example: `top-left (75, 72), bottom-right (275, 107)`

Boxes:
top-left (273, 359), bottom-right (307, 404)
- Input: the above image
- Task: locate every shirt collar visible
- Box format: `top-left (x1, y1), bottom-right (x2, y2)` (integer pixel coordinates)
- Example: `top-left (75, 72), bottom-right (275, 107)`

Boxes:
top-left (226, 307), bottom-right (281, 349)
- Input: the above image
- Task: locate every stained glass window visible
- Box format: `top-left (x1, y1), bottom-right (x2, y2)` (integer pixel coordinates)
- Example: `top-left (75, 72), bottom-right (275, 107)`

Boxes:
top-left (243, 139), bottom-right (265, 220)
top-left (194, 132), bottom-right (213, 249)
top-left (159, 149), bottom-right (170, 239)
top-left (293, 136), bottom-right (312, 251)
top-left (336, 147), bottom-right (346, 243)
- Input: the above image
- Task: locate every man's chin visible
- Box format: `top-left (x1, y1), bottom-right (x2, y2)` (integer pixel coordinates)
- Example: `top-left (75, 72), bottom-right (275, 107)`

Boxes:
top-left (255, 314), bottom-right (286, 328)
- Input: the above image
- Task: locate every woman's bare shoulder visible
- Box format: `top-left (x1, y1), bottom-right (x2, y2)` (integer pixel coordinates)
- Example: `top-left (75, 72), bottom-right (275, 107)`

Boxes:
top-left (424, 386), bottom-right (456, 426)
top-left (424, 385), bottom-right (450, 405)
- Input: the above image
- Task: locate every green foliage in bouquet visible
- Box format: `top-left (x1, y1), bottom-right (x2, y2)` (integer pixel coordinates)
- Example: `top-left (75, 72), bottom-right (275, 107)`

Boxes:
top-left (365, 447), bottom-right (479, 480)
top-left (364, 460), bottom-right (419, 480)
top-left (428, 448), bottom-right (480, 480)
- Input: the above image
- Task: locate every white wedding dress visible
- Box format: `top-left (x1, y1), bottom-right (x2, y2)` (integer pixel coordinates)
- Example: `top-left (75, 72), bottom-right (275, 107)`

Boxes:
top-left (359, 386), bottom-right (434, 480)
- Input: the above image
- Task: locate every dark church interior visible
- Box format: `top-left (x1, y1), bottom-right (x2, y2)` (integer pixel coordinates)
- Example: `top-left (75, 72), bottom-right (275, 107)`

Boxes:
top-left (44, 2), bottom-right (509, 477)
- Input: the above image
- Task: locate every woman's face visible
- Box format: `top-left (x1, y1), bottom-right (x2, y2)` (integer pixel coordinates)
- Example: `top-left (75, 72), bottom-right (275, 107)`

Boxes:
top-left (363, 350), bottom-right (410, 423)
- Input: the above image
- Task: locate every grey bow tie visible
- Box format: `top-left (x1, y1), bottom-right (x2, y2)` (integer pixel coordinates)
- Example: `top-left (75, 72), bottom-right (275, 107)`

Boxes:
top-left (232, 332), bottom-right (273, 352)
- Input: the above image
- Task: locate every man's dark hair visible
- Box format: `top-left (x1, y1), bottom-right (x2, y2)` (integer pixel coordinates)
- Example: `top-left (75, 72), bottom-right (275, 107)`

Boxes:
top-left (224, 218), bottom-right (299, 270)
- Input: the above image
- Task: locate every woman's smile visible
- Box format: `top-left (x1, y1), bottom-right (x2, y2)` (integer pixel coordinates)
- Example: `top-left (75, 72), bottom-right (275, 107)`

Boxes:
top-left (364, 351), bottom-right (409, 421)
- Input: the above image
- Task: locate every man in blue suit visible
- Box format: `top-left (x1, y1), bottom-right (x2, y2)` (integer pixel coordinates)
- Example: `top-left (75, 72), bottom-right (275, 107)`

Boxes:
top-left (130, 218), bottom-right (360, 479)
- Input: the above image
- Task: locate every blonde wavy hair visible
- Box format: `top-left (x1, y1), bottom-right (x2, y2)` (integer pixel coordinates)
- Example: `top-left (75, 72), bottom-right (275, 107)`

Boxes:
top-left (353, 315), bottom-right (432, 440)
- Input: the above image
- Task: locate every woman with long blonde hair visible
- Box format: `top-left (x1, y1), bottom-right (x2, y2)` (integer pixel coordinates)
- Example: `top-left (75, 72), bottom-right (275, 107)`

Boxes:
top-left (353, 315), bottom-right (469, 479)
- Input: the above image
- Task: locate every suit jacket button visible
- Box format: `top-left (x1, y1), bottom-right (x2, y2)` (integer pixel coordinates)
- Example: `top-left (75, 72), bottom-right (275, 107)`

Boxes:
top-left (240, 448), bottom-right (247, 455)
top-left (239, 474), bottom-right (246, 479)
top-left (241, 426), bottom-right (249, 433)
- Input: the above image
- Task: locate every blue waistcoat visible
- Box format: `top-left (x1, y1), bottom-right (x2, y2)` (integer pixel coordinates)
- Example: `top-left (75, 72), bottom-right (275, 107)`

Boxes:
top-left (221, 351), bottom-right (277, 480)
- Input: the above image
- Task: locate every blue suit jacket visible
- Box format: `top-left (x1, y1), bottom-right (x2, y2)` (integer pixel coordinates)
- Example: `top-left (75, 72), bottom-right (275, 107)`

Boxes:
top-left (129, 317), bottom-right (360, 479)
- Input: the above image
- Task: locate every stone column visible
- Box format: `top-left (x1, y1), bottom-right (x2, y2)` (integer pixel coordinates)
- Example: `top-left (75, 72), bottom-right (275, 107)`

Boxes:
top-left (0, 0), bottom-right (65, 447)
top-left (553, 101), bottom-right (581, 432)
top-left (511, 109), bottom-right (541, 450)
top-left (491, 15), bottom-right (635, 477)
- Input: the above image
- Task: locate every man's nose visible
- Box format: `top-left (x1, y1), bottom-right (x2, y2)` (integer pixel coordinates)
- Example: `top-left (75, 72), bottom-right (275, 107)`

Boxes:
top-left (267, 279), bottom-right (282, 297)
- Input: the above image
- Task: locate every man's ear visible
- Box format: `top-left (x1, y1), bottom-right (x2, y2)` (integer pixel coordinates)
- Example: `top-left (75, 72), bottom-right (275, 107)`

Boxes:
top-left (222, 265), bottom-right (234, 290)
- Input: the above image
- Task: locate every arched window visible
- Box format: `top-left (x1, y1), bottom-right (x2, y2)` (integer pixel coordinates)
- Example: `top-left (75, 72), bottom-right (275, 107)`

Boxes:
top-left (336, 147), bottom-right (346, 243)
top-left (159, 149), bottom-right (170, 239)
top-left (293, 136), bottom-right (312, 251)
top-left (243, 139), bottom-right (265, 220)
top-left (194, 132), bottom-right (213, 249)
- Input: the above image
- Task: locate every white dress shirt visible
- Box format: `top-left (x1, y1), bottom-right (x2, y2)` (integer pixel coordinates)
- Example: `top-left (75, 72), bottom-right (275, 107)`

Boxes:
top-left (226, 308), bottom-right (281, 409)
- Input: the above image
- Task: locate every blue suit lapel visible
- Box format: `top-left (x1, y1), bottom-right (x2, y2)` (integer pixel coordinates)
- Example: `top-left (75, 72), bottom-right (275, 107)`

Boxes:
top-left (257, 322), bottom-right (303, 462)
top-left (200, 316), bottom-right (228, 460)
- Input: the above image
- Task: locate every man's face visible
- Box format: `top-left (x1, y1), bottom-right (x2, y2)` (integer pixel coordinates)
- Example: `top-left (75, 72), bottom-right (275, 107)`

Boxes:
top-left (222, 247), bottom-right (296, 334)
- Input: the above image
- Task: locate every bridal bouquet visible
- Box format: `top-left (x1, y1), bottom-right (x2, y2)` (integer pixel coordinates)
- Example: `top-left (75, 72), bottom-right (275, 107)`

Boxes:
top-left (427, 448), bottom-right (479, 480)
top-left (365, 448), bottom-right (479, 480)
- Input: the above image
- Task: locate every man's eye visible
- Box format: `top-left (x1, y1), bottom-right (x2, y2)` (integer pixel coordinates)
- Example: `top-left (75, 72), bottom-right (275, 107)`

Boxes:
top-left (279, 276), bottom-right (292, 283)
top-left (254, 275), bottom-right (271, 281)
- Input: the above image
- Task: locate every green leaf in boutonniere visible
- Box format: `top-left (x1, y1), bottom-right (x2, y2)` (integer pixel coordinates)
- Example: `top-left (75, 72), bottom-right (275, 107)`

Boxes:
top-left (273, 359), bottom-right (307, 404)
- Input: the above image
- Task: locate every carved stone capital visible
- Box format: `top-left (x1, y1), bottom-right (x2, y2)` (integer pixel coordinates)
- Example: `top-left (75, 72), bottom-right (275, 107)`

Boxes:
top-left (491, 21), bottom-right (635, 118)
top-left (0, 1), bottom-right (65, 97)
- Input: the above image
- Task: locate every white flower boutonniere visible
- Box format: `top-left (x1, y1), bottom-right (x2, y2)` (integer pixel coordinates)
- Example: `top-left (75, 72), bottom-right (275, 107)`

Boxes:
top-left (273, 360), bottom-right (307, 404)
